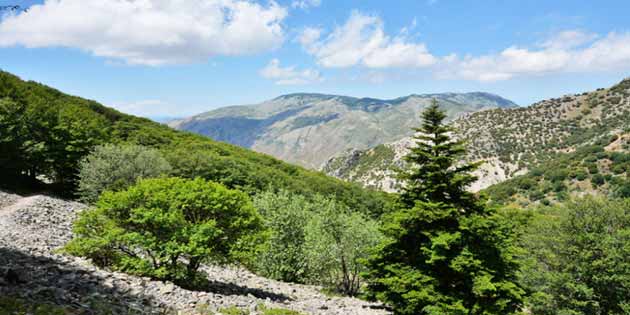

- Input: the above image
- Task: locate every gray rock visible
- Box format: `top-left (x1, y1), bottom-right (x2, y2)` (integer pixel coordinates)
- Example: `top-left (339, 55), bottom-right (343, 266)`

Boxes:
top-left (0, 190), bottom-right (390, 314)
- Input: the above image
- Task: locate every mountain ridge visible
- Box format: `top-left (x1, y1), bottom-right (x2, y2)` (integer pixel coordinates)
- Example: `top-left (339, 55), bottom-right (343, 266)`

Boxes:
top-left (170, 91), bottom-right (517, 168)
top-left (322, 78), bottom-right (630, 196)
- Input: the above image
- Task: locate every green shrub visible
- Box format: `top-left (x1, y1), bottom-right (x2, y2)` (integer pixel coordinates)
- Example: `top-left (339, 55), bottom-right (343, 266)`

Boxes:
top-left (529, 189), bottom-right (545, 201)
top-left (517, 177), bottom-right (537, 190)
top-left (529, 168), bottom-right (544, 177)
top-left (575, 169), bottom-right (588, 181)
top-left (0, 297), bottom-right (70, 315)
top-left (213, 305), bottom-right (304, 315)
top-left (251, 190), bottom-right (312, 282)
top-left (591, 174), bottom-right (605, 186)
top-left (552, 181), bottom-right (566, 193)
top-left (259, 305), bottom-right (304, 315)
top-left (66, 177), bottom-right (264, 284)
top-left (77, 144), bottom-right (172, 203)
top-left (586, 163), bottom-right (599, 174)
top-left (612, 164), bottom-right (627, 174)
top-left (251, 190), bottom-right (382, 295)
top-left (611, 179), bottom-right (630, 198)
top-left (303, 197), bottom-right (383, 295)
top-left (218, 306), bottom-right (249, 315)
top-left (520, 198), bottom-right (630, 314)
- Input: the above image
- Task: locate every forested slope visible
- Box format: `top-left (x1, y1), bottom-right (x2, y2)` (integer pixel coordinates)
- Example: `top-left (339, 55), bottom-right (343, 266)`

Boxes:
top-left (0, 70), bottom-right (389, 215)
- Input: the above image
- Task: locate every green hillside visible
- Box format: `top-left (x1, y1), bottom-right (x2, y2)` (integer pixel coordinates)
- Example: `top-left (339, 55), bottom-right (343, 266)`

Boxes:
top-left (0, 71), bottom-right (389, 215)
top-left (323, 78), bottom-right (630, 194)
top-left (484, 134), bottom-right (630, 207)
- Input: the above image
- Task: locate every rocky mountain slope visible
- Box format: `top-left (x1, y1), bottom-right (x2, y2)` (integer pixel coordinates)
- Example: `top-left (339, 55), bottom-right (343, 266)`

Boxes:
top-left (484, 133), bottom-right (630, 206)
top-left (322, 78), bottom-right (630, 193)
top-left (170, 93), bottom-right (516, 169)
top-left (0, 190), bottom-right (389, 314)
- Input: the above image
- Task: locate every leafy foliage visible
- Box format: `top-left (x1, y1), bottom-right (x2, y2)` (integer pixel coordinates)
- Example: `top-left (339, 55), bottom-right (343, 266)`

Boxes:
top-left (519, 198), bottom-right (630, 315)
top-left (66, 177), bottom-right (264, 283)
top-left (0, 94), bottom-right (108, 191)
top-left (77, 144), bottom-right (172, 203)
top-left (304, 197), bottom-right (383, 295)
top-left (251, 190), bottom-right (382, 295)
top-left (251, 190), bottom-right (312, 282)
top-left (365, 100), bottom-right (524, 314)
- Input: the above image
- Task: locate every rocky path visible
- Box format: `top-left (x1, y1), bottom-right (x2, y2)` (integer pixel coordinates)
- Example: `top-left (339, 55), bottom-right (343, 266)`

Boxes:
top-left (0, 191), bottom-right (390, 315)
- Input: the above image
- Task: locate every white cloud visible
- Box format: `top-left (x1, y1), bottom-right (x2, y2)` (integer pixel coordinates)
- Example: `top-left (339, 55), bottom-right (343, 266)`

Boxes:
top-left (298, 27), bottom-right (322, 49)
top-left (111, 99), bottom-right (180, 117)
top-left (0, 0), bottom-right (287, 66)
top-left (540, 30), bottom-right (598, 49)
top-left (300, 11), bottom-right (436, 69)
top-left (439, 31), bottom-right (630, 82)
top-left (298, 18), bottom-right (630, 82)
top-left (259, 58), bottom-right (322, 85)
top-left (292, 0), bottom-right (321, 10)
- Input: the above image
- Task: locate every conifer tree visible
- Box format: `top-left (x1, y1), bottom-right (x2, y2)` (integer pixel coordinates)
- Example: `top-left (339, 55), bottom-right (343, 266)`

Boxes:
top-left (365, 99), bottom-right (524, 315)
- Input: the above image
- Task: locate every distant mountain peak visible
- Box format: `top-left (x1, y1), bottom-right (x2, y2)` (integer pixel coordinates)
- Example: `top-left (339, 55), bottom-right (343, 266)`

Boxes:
top-left (273, 93), bottom-right (338, 101)
top-left (172, 91), bottom-right (516, 169)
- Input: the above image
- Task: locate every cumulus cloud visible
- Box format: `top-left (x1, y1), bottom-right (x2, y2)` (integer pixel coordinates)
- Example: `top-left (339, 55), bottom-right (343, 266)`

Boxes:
top-left (111, 99), bottom-right (178, 117)
top-left (292, 0), bottom-right (321, 10)
top-left (0, 0), bottom-right (287, 66)
top-left (298, 27), bottom-right (323, 49)
top-left (298, 16), bottom-right (630, 82)
top-left (439, 31), bottom-right (630, 81)
top-left (259, 58), bottom-right (322, 85)
top-left (540, 30), bottom-right (598, 49)
top-left (300, 11), bottom-right (436, 68)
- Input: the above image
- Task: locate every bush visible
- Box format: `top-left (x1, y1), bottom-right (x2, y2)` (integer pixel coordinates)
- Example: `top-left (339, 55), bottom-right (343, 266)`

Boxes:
top-left (612, 179), bottom-right (630, 198)
top-left (591, 174), bottom-right (605, 186)
top-left (586, 163), bottom-right (599, 174)
top-left (251, 190), bottom-right (313, 282)
top-left (251, 190), bottom-right (382, 295)
top-left (574, 169), bottom-right (588, 181)
top-left (66, 177), bottom-right (264, 284)
top-left (552, 181), bottom-right (566, 193)
top-left (612, 164), bottom-right (627, 174)
top-left (77, 144), bottom-right (172, 203)
top-left (303, 197), bottom-right (383, 295)
top-left (520, 198), bottom-right (630, 314)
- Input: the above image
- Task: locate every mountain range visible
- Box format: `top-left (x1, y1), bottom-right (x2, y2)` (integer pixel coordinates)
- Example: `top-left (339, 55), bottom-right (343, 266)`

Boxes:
top-left (169, 92), bottom-right (517, 168)
top-left (322, 78), bottom-right (630, 203)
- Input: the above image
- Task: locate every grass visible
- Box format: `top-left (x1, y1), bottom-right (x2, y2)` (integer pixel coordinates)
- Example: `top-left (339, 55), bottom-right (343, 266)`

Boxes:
top-left (0, 297), bottom-right (74, 315)
top-left (195, 304), bottom-right (304, 315)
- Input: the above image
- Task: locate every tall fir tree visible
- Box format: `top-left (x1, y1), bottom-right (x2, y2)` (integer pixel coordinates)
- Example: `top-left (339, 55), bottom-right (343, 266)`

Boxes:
top-left (365, 99), bottom-right (525, 315)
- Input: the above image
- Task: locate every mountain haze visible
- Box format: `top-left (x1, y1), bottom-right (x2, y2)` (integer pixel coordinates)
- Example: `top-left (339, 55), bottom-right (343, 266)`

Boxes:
top-left (170, 92), bottom-right (516, 168)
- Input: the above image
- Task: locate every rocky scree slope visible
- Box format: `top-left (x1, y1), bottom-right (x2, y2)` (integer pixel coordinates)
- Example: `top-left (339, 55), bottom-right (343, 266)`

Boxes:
top-left (0, 190), bottom-right (389, 315)
top-left (170, 92), bottom-right (516, 169)
top-left (322, 78), bottom-right (630, 193)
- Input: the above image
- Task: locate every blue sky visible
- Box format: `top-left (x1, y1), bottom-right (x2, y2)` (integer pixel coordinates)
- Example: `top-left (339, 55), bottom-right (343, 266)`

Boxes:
top-left (1, 0), bottom-right (629, 118)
